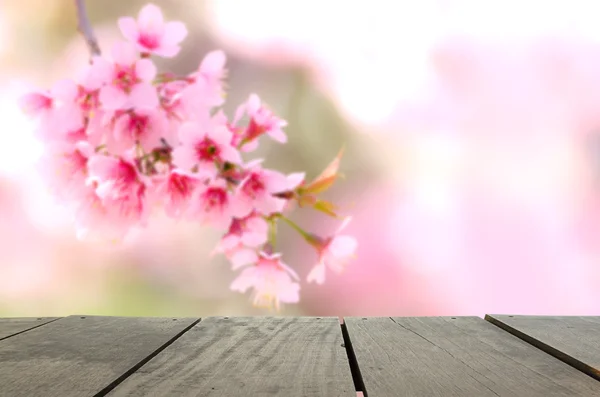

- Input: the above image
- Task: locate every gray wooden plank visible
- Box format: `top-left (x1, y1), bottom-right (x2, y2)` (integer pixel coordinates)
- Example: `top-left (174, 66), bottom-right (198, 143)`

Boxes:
top-left (0, 317), bottom-right (59, 341)
top-left (345, 316), bottom-right (600, 397)
top-left (0, 315), bottom-right (199, 397)
top-left (486, 315), bottom-right (600, 381)
top-left (108, 317), bottom-right (355, 397)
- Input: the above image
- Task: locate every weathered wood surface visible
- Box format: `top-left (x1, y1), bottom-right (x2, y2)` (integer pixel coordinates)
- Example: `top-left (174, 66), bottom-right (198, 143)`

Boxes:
top-left (486, 315), bottom-right (600, 381)
top-left (108, 317), bottom-right (355, 397)
top-left (345, 316), bottom-right (600, 396)
top-left (2, 315), bottom-right (600, 397)
top-left (0, 317), bottom-right (58, 341)
top-left (0, 315), bottom-right (199, 397)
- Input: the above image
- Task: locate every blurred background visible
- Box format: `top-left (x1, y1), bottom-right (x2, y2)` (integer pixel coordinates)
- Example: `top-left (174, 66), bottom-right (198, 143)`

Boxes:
top-left (1, 0), bottom-right (600, 317)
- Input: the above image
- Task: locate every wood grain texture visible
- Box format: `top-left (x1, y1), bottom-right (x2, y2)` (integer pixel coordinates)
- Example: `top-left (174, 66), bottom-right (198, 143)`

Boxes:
top-left (486, 315), bottom-right (600, 381)
top-left (345, 316), bottom-right (600, 397)
top-left (0, 317), bottom-right (59, 341)
top-left (0, 315), bottom-right (199, 397)
top-left (108, 316), bottom-right (355, 397)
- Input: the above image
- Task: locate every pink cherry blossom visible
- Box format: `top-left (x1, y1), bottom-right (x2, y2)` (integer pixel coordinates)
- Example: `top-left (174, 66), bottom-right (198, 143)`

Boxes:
top-left (17, 2), bottom-right (356, 310)
top-left (19, 82), bottom-right (83, 141)
top-left (171, 118), bottom-right (242, 176)
top-left (43, 109), bottom-right (86, 145)
top-left (107, 108), bottom-right (167, 154)
top-left (307, 217), bottom-right (357, 285)
top-left (86, 153), bottom-right (151, 230)
top-left (19, 90), bottom-right (53, 118)
top-left (188, 178), bottom-right (248, 229)
top-left (84, 109), bottom-right (110, 147)
top-left (53, 72), bottom-right (103, 112)
top-left (230, 252), bottom-right (300, 310)
top-left (72, 182), bottom-right (124, 242)
top-left (198, 50), bottom-right (227, 83)
top-left (157, 78), bottom-right (190, 120)
top-left (233, 94), bottom-right (287, 151)
top-left (215, 237), bottom-right (259, 270)
top-left (227, 213), bottom-right (270, 246)
top-left (213, 212), bottom-right (269, 267)
top-left (153, 168), bottom-right (201, 219)
top-left (38, 141), bottom-right (94, 201)
top-left (118, 3), bottom-right (188, 58)
top-left (235, 163), bottom-right (291, 216)
top-left (180, 50), bottom-right (227, 113)
top-left (92, 42), bottom-right (158, 110)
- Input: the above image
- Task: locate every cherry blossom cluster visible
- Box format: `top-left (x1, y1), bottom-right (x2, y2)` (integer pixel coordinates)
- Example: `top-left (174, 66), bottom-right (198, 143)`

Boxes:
top-left (19, 3), bottom-right (357, 310)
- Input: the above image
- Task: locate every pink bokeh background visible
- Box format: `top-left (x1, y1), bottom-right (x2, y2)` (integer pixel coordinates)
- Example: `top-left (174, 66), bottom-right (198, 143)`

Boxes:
top-left (1, 0), bottom-right (599, 316)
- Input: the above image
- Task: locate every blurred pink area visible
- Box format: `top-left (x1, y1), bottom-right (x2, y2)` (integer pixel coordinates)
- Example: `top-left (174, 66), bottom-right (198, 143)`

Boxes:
top-left (206, 0), bottom-right (600, 315)
top-left (2, 0), bottom-right (600, 315)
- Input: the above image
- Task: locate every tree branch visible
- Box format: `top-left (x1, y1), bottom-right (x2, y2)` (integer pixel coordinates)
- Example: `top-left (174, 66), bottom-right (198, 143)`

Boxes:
top-left (74, 0), bottom-right (101, 60)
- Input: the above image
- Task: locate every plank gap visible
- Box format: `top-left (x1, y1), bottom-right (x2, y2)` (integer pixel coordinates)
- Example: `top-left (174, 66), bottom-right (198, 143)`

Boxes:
top-left (93, 318), bottom-right (202, 397)
top-left (484, 315), bottom-right (600, 383)
top-left (340, 318), bottom-right (368, 397)
top-left (0, 317), bottom-right (61, 342)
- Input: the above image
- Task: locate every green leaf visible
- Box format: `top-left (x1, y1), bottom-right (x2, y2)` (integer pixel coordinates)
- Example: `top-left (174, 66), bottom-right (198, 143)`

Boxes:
top-left (303, 146), bottom-right (345, 195)
top-left (313, 200), bottom-right (339, 217)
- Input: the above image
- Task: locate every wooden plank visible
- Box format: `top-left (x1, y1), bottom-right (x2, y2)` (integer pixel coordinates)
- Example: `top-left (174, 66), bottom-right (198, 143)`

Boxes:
top-left (486, 315), bottom-right (600, 381)
top-left (108, 317), bottom-right (355, 397)
top-left (345, 316), bottom-right (600, 396)
top-left (0, 317), bottom-right (59, 341)
top-left (0, 315), bottom-right (199, 397)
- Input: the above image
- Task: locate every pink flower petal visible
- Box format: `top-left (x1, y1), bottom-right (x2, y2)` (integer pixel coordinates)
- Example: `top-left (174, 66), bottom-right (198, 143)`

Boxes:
top-left (99, 86), bottom-right (128, 110)
top-left (286, 172), bottom-right (305, 190)
top-left (129, 83), bottom-right (159, 109)
top-left (220, 234), bottom-right (241, 251)
top-left (278, 286), bottom-right (300, 303)
top-left (135, 59), bottom-right (157, 81)
top-left (233, 102), bottom-right (246, 124)
top-left (111, 42), bottom-right (138, 66)
top-left (118, 17), bottom-right (139, 42)
top-left (196, 161), bottom-right (219, 179)
top-left (200, 50), bottom-right (227, 77)
top-left (172, 147), bottom-right (197, 170)
top-left (254, 195), bottom-right (286, 215)
top-left (220, 145), bottom-right (242, 165)
top-left (247, 94), bottom-right (261, 114)
top-left (162, 21), bottom-right (188, 46)
top-left (263, 170), bottom-right (289, 193)
top-left (51, 79), bottom-right (78, 102)
top-left (230, 267), bottom-right (254, 292)
top-left (208, 125), bottom-right (233, 146)
top-left (87, 155), bottom-right (117, 179)
top-left (279, 261), bottom-right (300, 281)
top-left (243, 158), bottom-right (264, 169)
top-left (246, 216), bottom-right (269, 233)
top-left (178, 122), bottom-right (201, 145)
top-left (88, 57), bottom-right (113, 86)
top-left (241, 139), bottom-right (259, 152)
top-left (329, 235), bottom-right (357, 258)
top-left (268, 128), bottom-right (288, 143)
top-left (229, 195), bottom-right (254, 219)
top-left (241, 231), bottom-right (268, 247)
top-left (152, 45), bottom-right (180, 58)
top-left (307, 263), bottom-right (326, 284)
top-left (138, 3), bottom-right (164, 32)
top-left (230, 249), bottom-right (258, 270)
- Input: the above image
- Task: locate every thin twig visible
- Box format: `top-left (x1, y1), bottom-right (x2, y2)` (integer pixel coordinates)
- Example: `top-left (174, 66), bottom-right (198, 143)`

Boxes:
top-left (75, 0), bottom-right (101, 60)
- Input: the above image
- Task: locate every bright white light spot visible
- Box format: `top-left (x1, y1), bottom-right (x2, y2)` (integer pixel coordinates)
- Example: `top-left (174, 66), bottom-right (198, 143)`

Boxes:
top-left (0, 93), bottom-right (43, 176)
top-left (0, 88), bottom-right (71, 232)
